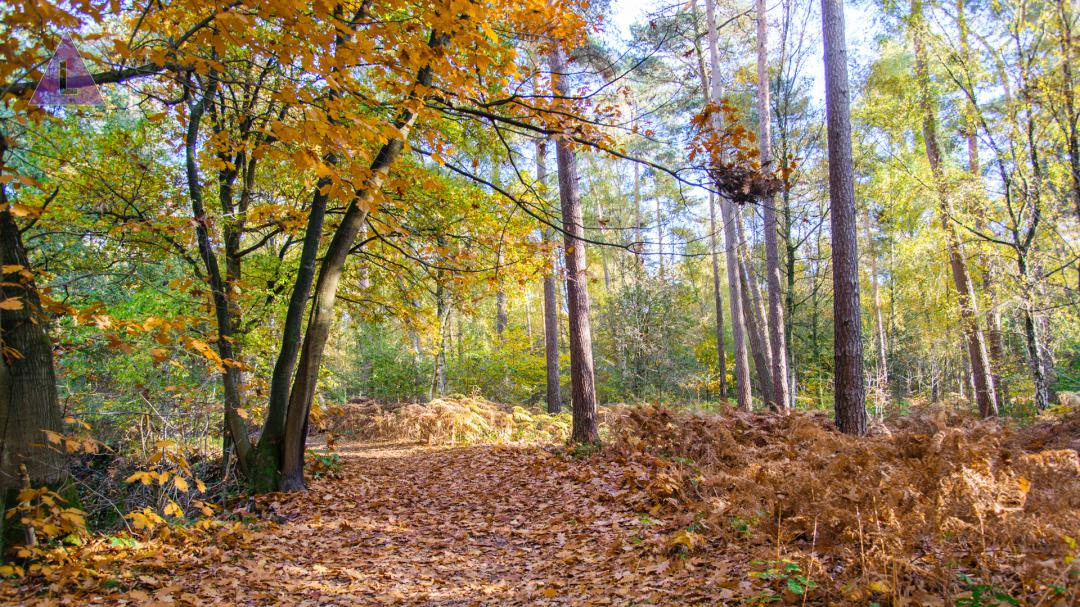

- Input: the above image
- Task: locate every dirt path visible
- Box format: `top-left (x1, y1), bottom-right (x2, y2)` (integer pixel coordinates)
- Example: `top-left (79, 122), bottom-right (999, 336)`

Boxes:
top-left (134, 442), bottom-right (736, 606)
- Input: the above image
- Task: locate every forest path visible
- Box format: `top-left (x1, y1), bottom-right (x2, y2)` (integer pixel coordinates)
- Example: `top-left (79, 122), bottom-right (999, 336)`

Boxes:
top-left (184, 442), bottom-right (736, 606)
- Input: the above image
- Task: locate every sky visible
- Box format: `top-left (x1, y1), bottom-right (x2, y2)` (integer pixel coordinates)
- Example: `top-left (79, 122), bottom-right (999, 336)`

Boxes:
top-left (605, 0), bottom-right (883, 104)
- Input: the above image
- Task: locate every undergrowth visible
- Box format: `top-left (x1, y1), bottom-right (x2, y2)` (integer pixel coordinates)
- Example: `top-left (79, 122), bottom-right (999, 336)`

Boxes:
top-left (324, 395), bottom-right (574, 444)
top-left (604, 404), bottom-right (1080, 604)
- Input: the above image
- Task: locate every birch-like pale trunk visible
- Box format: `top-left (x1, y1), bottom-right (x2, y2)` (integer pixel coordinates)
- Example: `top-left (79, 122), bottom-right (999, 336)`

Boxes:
top-left (755, 0), bottom-right (791, 411)
top-left (705, 0), bottom-right (753, 410)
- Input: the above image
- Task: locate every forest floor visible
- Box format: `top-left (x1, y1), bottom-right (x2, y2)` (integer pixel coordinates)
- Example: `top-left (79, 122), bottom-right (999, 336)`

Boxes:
top-left (198, 441), bottom-right (744, 606)
top-left (4, 400), bottom-right (1080, 606)
top-left (6, 440), bottom-right (757, 606)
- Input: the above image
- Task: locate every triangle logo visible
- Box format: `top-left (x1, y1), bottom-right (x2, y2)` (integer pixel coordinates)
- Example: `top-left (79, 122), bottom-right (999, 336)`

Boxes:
top-left (31, 34), bottom-right (104, 106)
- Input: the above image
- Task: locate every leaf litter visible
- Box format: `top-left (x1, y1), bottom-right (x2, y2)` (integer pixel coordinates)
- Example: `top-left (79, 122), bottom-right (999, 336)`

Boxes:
top-left (2, 398), bottom-right (1077, 606)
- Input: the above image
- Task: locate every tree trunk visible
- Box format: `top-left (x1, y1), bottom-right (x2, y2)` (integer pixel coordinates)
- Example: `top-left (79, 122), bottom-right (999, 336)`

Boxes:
top-left (1016, 251), bottom-right (1050, 410)
top-left (688, 5), bottom-right (728, 397)
top-left (735, 215), bottom-right (774, 406)
top-left (495, 290), bottom-right (508, 340)
top-left (538, 138), bottom-right (563, 414)
top-left (821, 0), bottom-right (867, 434)
top-left (183, 78), bottom-right (253, 474)
top-left (655, 196), bottom-right (664, 279)
top-left (429, 281), bottom-right (450, 401)
top-left (953, 0), bottom-right (1011, 409)
top-left (705, 0), bottom-right (753, 411)
top-left (739, 257), bottom-right (774, 407)
top-left (251, 165), bottom-right (331, 493)
top-left (912, 0), bottom-right (998, 417)
top-left (272, 31), bottom-right (449, 491)
top-left (708, 193), bottom-right (728, 396)
top-left (550, 47), bottom-right (599, 443)
top-left (862, 206), bottom-right (890, 401)
top-left (756, 0), bottom-right (791, 411)
top-left (0, 200), bottom-right (68, 551)
top-left (1055, 0), bottom-right (1080, 247)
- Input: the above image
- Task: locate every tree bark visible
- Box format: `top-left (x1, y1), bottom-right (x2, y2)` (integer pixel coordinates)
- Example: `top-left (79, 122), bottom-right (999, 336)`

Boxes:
top-left (705, 0), bottom-right (753, 411)
top-left (0, 178), bottom-right (68, 551)
top-left (955, 0), bottom-right (1010, 408)
top-left (912, 0), bottom-right (998, 417)
top-left (756, 0), bottom-right (791, 411)
top-left (739, 256), bottom-right (774, 407)
top-left (1055, 0), bottom-right (1080, 242)
top-left (550, 47), bottom-right (599, 443)
top-left (274, 30), bottom-right (449, 491)
top-left (821, 0), bottom-right (867, 434)
top-left (538, 138), bottom-right (562, 414)
top-left (429, 280), bottom-right (450, 401)
top-left (183, 76), bottom-right (253, 473)
top-left (688, 3), bottom-right (728, 397)
top-left (708, 193), bottom-right (728, 396)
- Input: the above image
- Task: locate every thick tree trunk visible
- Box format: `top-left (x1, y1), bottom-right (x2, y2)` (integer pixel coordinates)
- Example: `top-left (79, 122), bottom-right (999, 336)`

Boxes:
top-left (550, 48), bottom-right (599, 444)
top-left (912, 0), bottom-right (998, 417)
top-left (821, 0), bottom-right (867, 434)
top-left (0, 203), bottom-right (68, 550)
top-left (537, 139), bottom-right (562, 414)
top-left (250, 169), bottom-right (330, 492)
top-left (705, 0), bottom-right (753, 411)
top-left (756, 0), bottom-right (791, 412)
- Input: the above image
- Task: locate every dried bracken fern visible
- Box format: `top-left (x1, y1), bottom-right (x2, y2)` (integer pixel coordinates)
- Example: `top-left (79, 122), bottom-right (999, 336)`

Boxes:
top-left (606, 405), bottom-right (1080, 604)
top-left (327, 395), bottom-right (571, 445)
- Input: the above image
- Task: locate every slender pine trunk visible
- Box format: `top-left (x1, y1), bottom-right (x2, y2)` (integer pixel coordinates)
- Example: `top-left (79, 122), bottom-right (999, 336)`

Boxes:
top-left (821, 0), bottom-right (867, 434)
top-left (705, 0), bottom-right (753, 410)
top-left (756, 0), bottom-right (791, 411)
top-left (550, 47), bottom-right (599, 443)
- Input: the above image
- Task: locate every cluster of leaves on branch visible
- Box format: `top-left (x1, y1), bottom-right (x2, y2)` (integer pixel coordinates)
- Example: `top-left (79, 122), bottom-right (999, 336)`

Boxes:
top-left (689, 100), bottom-right (782, 205)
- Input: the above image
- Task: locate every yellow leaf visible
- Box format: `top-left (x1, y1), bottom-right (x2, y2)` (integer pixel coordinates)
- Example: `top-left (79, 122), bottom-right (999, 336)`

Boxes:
top-left (0, 298), bottom-right (24, 310)
top-left (173, 476), bottom-right (189, 492)
top-left (9, 204), bottom-right (40, 217)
